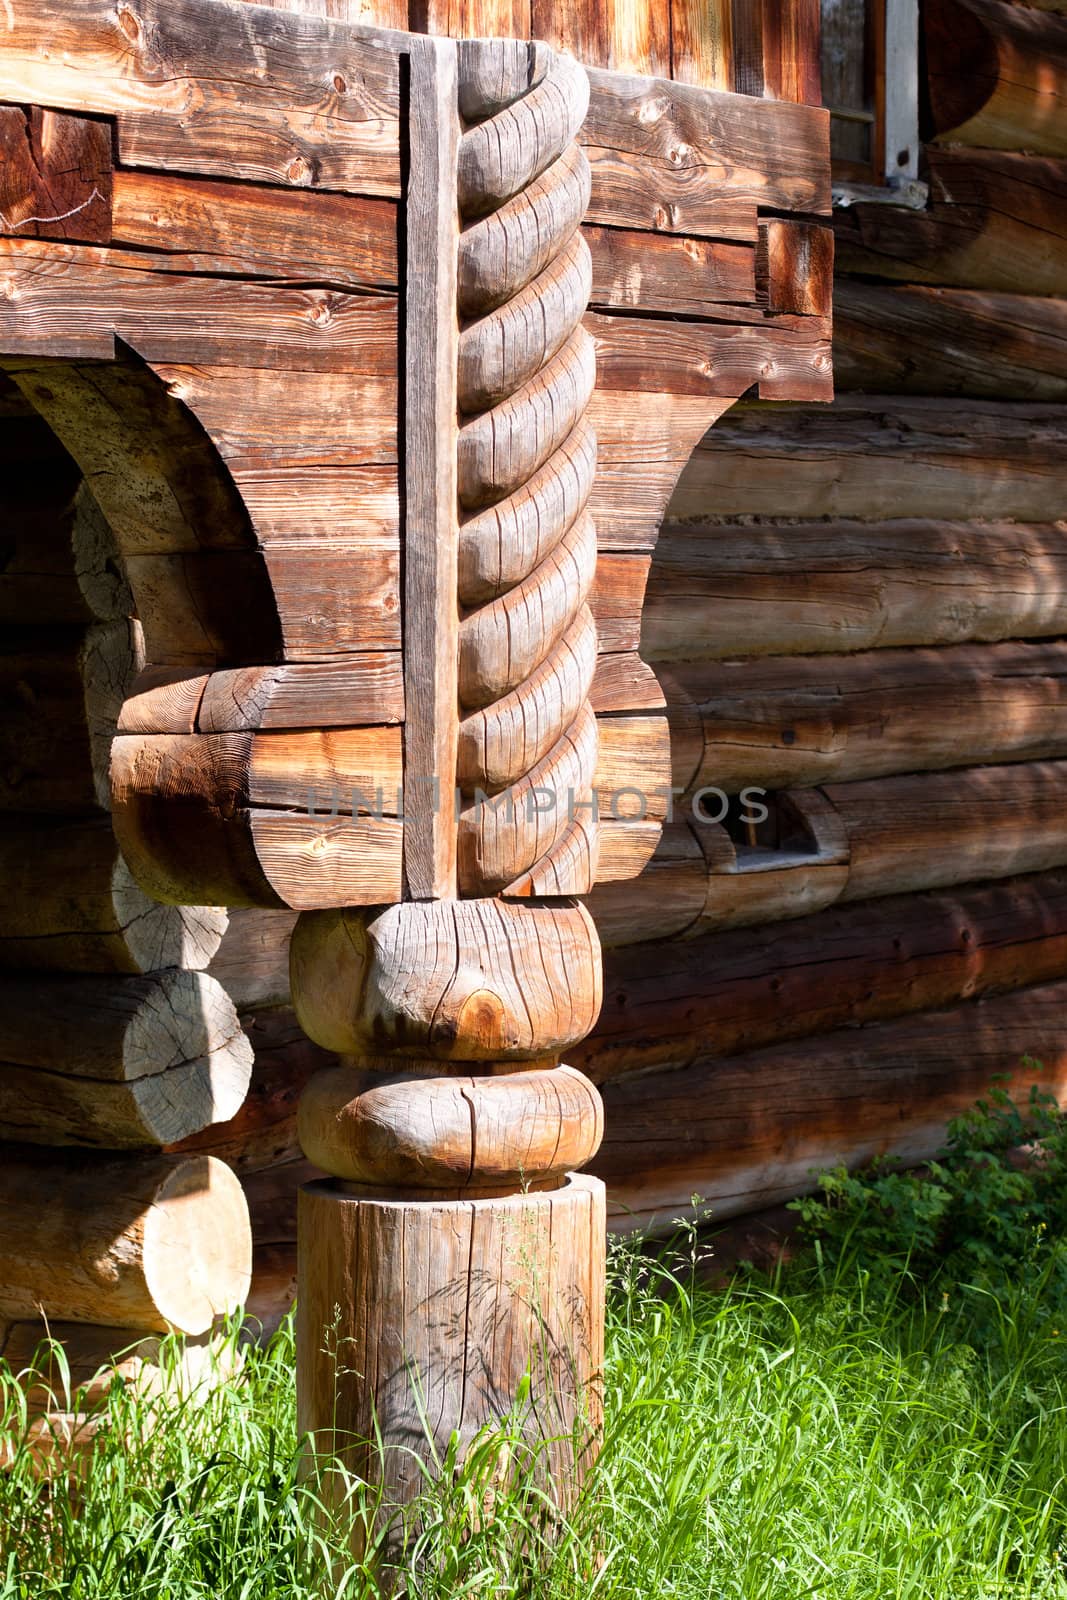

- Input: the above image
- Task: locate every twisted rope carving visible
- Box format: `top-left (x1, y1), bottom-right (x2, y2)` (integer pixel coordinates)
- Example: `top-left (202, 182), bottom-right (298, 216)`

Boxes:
top-left (454, 41), bottom-right (599, 899)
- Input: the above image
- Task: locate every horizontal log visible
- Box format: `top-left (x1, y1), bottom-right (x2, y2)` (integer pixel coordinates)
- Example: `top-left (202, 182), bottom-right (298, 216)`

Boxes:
top-left (668, 641), bottom-right (1067, 793)
top-left (590, 759), bottom-right (1067, 945)
top-left (0, 815), bottom-right (227, 974)
top-left (642, 519), bottom-right (1067, 662)
top-left (119, 655), bottom-right (405, 735)
top-left (834, 150), bottom-right (1067, 297)
top-left (0, 970), bottom-right (252, 1148)
top-left (0, 426), bottom-right (132, 626)
top-left (111, 733), bottom-right (404, 910)
top-left (926, 0), bottom-right (1067, 155)
top-left (0, 622), bottom-right (140, 813)
top-left (0, 1321), bottom-right (221, 1420)
top-left (831, 760), bottom-right (1067, 903)
top-left (0, 1150), bottom-right (251, 1333)
top-left (668, 397), bottom-right (1067, 523)
top-left (594, 980), bottom-right (1067, 1231)
top-left (575, 868), bottom-right (1067, 1082)
top-left (834, 284), bottom-right (1067, 402)
top-left (169, 1005), bottom-right (328, 1171)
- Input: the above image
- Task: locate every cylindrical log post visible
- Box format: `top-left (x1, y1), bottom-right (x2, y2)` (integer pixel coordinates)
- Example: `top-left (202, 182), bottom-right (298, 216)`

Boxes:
top-left (293, 35), bottom-right (608, 1545)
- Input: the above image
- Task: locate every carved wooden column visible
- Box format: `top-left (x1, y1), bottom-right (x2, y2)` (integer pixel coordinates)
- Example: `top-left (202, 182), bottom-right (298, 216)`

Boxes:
top-left (293, 36), bottom-right (608, 1523)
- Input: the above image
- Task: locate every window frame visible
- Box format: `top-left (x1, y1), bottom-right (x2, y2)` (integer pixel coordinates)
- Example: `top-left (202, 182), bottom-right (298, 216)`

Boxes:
top-left (823, 0), bottom-right (926, 209)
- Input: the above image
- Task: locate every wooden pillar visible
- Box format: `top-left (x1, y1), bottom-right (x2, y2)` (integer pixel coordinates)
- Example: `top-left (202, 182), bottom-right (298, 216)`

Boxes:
top-left (293, 36), bottom-right (608, 1539)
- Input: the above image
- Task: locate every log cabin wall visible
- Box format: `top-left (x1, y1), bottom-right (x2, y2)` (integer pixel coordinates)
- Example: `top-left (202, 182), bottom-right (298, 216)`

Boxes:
top-left (580, 0), bottom-right (1067, 1230)
top-left (0, 0), bottom-right (832, 1363)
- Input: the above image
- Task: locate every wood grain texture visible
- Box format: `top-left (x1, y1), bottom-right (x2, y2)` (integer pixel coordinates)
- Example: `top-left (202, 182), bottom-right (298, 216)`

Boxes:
top-left (0, 1151), bottom-right (251, 1333)
top-left (298, 1175), bottom-right (604, 1543)
top-left (0, 969), bottom-right (252, 1148)
top-left (111, 169), bottom-right (398, 290)
top-left (925, 0), bottom-right (1067, 155)
top-left (291, 897), bottom-right (602, 1059)
top-left (643, 520), bottom-right (1067, 662)
top-left (586, 224), bottom-right (755, 315)
top-left (577, 869), bottom-right (1067, 1084)
top-left (0, 105), bottom-right (111, 243)
top-left (582, 66), bottom-right (831, 233)
top-left (834, 150), bottom-right (1067, 298)
top-left (298, 1063), bottom-right (603, 1188)
top-left (0, 815), bottom-right (227, 974)
top-left (668, 398), bottom-right (1067, 524)
top-left (403, 35), bottom-right (460, 900)
top-left (668, 641), bottom-right (1067, 794)
top-left (832, 761), bottom-right (1067, 904)
top-left (594, 984), bottom-right (1067, 1231)
top-left (0, 0), bottom-right (404, 196)
top-left (834, 283), bottom-right (1067, 402)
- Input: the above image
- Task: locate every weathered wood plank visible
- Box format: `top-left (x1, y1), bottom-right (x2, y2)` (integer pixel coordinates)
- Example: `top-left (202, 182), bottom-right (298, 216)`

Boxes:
top-left (582, 67), bottom-right (831, 235)
top-left (0, 239), bottom-right (398, 370)
top-left (671, 0), bottom-right (734, 89)
top-left (111, 168), bottom-right (398, 289)
top-left (403, 36), bottom-right (460, 899)
top-left (589, 390), bottom-right (734, 553)
top-left (757, 220), bottom-right (833, 316)
top-left (591, 310), bottom-right (833, 402)
top-left (586, 225), bottom-right (755, 315)
top-left (0, 0), bottom-right (404, 196)
top-left (530, 0), bottom-right (671, 77)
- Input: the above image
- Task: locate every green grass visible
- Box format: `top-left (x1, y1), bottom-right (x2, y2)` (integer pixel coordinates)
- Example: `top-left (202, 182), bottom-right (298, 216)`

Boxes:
top-left (4, 1227), bottom-right (1067, 1599)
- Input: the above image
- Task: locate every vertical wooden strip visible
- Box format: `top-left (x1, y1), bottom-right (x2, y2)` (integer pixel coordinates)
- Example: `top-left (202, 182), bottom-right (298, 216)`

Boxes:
top-left (671, 0), bottom-right (734, 89)
top-left (730, 0), bottom-right (765, 95)
top-left (403, 36), bottom-right (460, 900)
top-left (761, 0), bottom-right (823, 103)
top-left (410, 0), bottom-right (532, 35)
top-left (529, 0), bottom-right (670, 75)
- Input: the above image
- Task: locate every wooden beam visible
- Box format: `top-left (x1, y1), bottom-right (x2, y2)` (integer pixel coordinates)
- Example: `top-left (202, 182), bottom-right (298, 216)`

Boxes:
top-left (402, 37), bottom-right (461, 900)
top-left (643, 519), bottom-right (1067, 662)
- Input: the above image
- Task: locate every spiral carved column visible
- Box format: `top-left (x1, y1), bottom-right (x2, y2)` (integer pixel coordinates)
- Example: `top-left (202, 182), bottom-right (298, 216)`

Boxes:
top-left (294, 37), bottom-right (607, 1543)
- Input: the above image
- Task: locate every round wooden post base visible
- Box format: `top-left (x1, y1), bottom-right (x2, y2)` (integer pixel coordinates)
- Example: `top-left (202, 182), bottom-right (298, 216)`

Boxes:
top-left (296, 1173), bottom-right (605, 1539)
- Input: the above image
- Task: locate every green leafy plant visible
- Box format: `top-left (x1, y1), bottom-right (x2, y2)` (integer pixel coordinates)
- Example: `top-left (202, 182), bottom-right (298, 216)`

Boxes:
top-left (791, 1066), bottom-right (1067, 1313)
